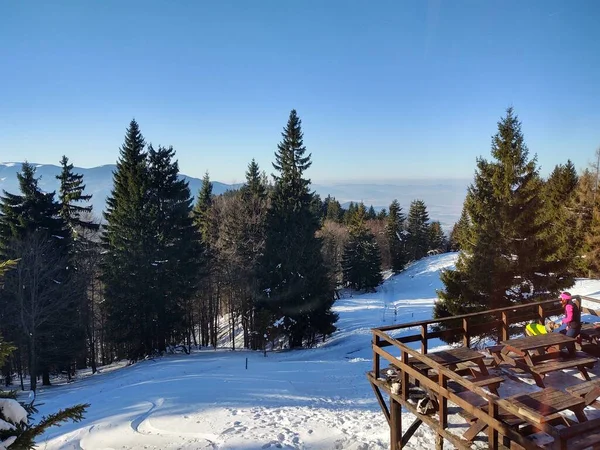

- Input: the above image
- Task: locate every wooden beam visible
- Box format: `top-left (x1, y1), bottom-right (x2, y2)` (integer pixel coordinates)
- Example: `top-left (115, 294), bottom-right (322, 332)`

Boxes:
top-left (368, 378), bottom-right (390, 426)
top-left (390, 397), bottom-right (402, 450)
top-left (401, 418), bottom-right (422, 447)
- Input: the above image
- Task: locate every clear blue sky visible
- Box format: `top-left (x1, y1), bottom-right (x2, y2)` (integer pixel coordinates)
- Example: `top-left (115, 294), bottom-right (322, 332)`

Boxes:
top-left (1, 1), bottom-right (599, 184)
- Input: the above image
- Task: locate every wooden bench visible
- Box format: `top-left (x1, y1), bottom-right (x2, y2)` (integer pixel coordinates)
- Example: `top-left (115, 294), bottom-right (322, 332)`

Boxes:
top-left (530, 355), bottom-right (596, 386)
top-left (565, 379), bottom-right (600, 408)
top-left (487, 345), bottom-right (505, 367)
top-left (558, 417), bottom-right (600, 450)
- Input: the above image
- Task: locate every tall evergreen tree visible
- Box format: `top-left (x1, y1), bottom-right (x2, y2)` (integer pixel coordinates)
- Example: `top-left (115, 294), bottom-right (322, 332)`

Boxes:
top-left (377, 208), bottom-right (388, 220)
top-left (193, 172), bottom-right (213, 245)
top-left (543, 161), bottom-right (579, 272)
top-left (449, 206), bottom-right (469, 251)
top-left (385, 199), bottom-right (407, 273)
top-left (367, 205), bottom-right (377, 220)
top-left (101, 120), bottom-right (153, 359)
top-left (428, 221), bottom-right (446, 252)
top-left (575, 170), bottom-right (598, 276)
top-left (56, 156), bottom-right (98, 234)
top-left (435, 108), bottom-right (573, 321)
top-left (0, 163), bottom-right (76, 390)
top-left (146, 145), bottom-right (202, 351)
top-left (342, 203), bottom-right (383, 291)
top-left (260, 110), bottom-right (337, 348)
top-left (406, 199), bottom-right (430, 261)
top-left (325, 196), bottom-right (343, 223)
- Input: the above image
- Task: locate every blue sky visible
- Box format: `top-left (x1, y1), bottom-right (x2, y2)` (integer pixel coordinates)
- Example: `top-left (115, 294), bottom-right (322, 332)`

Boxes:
top-left (1, 1), bottom-right (599, 184)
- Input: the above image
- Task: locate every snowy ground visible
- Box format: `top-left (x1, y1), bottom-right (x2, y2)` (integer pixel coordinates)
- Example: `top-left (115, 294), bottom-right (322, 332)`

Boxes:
top-left (33, 253), bottom-right (600, 450)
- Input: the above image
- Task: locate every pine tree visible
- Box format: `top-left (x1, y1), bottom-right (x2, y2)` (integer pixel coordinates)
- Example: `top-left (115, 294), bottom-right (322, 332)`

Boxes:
top-left (0, 163), bottom-right (77, 390)
top-left (428, 221), bottom-right (446, 252)
top-left (101, 119), bottom-right (152, 359)
top-left (543, 161), bottom-right (578, 272)
top-left (449, 206), bottom-right (469, 251)
top-left (56, 156), bottom-right (98, 234)
top-left (260, 110), bottom-right (336, 348)
top-left (342, 203), bottom-right (383, 291)
top-left (435, 108), bottom-right (573, 322)
top-left (325, 196), bottom-right (343, 223)
top-left (146, 145), bottom-right (202, 351)
top-left (385, 200), bottom-right (407, 273)
top-left (193, 172), bottom-right (213, 245)
top-left (367, 205), bottom-right (377, 220)
top-left (575, 170), bottom-right (597, 276)
top-left (406, 200), bottom-right (430, 261)
top-left (377, 208), bottom-right (388, 220)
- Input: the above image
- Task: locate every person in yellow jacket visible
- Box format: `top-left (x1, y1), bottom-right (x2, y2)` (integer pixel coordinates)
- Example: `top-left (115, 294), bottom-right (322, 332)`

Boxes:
top-left (525, 320), bottom-right (559, 336)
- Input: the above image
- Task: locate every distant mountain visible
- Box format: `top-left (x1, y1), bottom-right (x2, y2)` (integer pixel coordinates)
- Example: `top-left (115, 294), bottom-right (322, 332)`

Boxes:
top-left (0, 163), bottom-right (467, 229)
top-left (0, 163), bottom-right (238, 222)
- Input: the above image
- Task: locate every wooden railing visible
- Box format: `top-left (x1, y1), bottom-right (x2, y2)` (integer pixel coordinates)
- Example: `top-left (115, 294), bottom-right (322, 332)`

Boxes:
top-left (369, 295), bottom-right (600, 450)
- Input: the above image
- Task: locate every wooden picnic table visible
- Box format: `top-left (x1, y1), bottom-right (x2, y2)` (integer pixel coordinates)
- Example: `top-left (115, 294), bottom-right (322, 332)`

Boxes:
top-left (499, 333), bottom-right (596, 387)
top-left (426, 347), bottom-right (489, 376)
top-left (506, 387), bottom-right (587, 424)
top-left (580, 324), bottom-right (600, 345)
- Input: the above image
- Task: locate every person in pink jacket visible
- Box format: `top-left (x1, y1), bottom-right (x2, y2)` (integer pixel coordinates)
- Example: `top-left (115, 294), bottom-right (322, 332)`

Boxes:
top-left (558, 292), bottom-right (581, 355)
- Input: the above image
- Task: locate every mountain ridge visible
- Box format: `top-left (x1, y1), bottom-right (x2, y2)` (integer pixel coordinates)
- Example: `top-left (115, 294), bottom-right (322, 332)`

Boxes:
top-left (0, 162), bottom-right (466, 228)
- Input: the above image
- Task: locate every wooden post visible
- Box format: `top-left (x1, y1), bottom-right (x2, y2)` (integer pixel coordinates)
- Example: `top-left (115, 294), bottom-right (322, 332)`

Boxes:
top-left (390, 397), bottom-right (402, 450)
top-left (501, 311), bottom-right (509, 342)
top-left (435, 434), bottom-right (443, 450)
top-left (438, 372), bottom-right (447, 429)
top-left (462, 318), bottom-right (470, 348)
top-left (373, 333), bottom-right (380, 377)
top-left (487, 399), bottom-right (498, 449)
top-left (401, 350), bottom-right (409, 402)
top-left (538, 304), bottom-right (545, 325)
top-left (421, 324), bottom-right (428, 354)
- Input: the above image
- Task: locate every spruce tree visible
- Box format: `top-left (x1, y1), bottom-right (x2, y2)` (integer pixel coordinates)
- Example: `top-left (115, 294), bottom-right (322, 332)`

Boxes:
top-left (0, 163), bottom-right (77, 390)
top-left (193, 172), bottom-right (213, 245)
top-left (260, 110), bottom-right (336, 348)
top-left (449, 206), bottom-right (469, 251)
top-left (367, 205), bottom-right (377, 220)
top-left (101, 120), bottom-right (152, 359)
top-left (377, 208), bottom-right (388, 220)
top-left (543, 161), bottom-right (578, 272)
top-left (574, 170), bottom-right (597, 276)
top-left (435, 108), bottom-right (573, 321)
top-left (385, 199), bottom-right (407, 273)
top-left (406, 200), bottom-right (430, 261)
top-left (146, 145), bottom-right (201, 351)
top-left (428, 221), bottom-right (446, 252)
top-left (56, 155), bottom-right (98, 233)
top-left (325, 196), bottom-right (343, 223)
top-left (342, 203), bottom-right (383, 291)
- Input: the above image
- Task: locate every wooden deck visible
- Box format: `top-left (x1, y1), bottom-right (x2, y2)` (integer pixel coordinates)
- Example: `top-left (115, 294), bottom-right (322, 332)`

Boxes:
top-left (368, 295), bottom-right (600, 450)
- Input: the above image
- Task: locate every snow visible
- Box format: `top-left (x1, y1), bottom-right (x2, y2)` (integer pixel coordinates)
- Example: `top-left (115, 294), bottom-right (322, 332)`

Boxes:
top-left (30, 253), bottom-right (600, 449)
top-left (0, 398), bottom-right (28, 425)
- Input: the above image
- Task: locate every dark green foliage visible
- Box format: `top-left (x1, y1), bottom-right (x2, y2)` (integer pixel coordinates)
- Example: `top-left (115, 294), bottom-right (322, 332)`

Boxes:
top-left (435, 108), bottom-right (573, 323)
top-left (0, 163), bottom-right (78, 391)
top-left (193, 172), bottom-right (213, 245)
top-left (56, 155), bottom-right (98, 234)
top-left (324, 195), bottom-right (343, 223)
top-left (102, 120), bottom-right (200, 359)
top-left (543, 160), bottom-right (579, 272)
top-left (428, 221), bottom-right (446, 252)
top-left (344, 202), bottom-right (358, 224)
top-left (406, 200), bottom-right (430, 261)
top-left (449, 206), bottom-right (469, 251)
top-left (366, 205), bottom-right (377, 220)
top-left (377, 208), bottom-right (388, 220)
top-left (342, 203), bottom-right (383, 291)
top-left (385, 200), bottom-right (407, 273)
top-left (260, 110), bottom-right (337, 348)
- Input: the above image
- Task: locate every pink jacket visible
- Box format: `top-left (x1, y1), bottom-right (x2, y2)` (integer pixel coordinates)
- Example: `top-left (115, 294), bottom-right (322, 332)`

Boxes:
top-left (563, 303), bottom-right (574, 325)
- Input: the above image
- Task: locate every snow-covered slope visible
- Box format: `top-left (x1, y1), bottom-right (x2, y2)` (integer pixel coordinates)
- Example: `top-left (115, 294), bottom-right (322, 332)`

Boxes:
top-left (34, 253), bottom-right (457, 450)
top-left (34, 253), bottom-right (600, 450)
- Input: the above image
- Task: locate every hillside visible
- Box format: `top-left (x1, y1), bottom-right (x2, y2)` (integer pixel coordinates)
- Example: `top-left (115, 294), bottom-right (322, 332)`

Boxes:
top-left (34, 253), bottom-right (458, 449)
